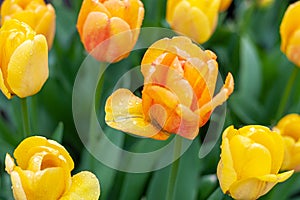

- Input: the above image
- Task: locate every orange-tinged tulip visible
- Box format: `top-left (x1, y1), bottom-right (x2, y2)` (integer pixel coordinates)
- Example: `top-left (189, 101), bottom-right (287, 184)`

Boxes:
top-left (0, 19), bottom-right (48, 99)
top-left (280, 1), bottom-right (300, 67)
top-left (76, 0), bottom-right (144, 63)
top-left (1, 0), bottom-right (56, 49)
top-left (219, 0), bottom-right (232, 12)
top-left (105, 36), bottom-right (234, 140)
top-left (166, 0), bottom-right (221, 44)
top-left (5, 136), bottom-right (100, 200)
top-left (273, 113), bottom-right (300, 171)
top-left (217, 125), bottom-right (294, 200)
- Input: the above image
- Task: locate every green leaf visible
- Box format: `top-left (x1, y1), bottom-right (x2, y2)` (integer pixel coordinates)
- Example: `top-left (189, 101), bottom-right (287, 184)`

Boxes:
top-left (239, 36), bottom-right (262, 98)
top-left (51, 122), bottom-right (64, 143)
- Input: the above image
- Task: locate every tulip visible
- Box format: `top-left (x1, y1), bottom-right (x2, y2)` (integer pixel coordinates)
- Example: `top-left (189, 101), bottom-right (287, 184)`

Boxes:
top-left (219, 0), bottom-right (232, 12)
top-left (217, 125), bottom-right (294, 200)
top-left (1, 0), bottom-right (56, 49)
top-left (273, 113), bottom-right (300, 171)
top-left (0, 19), bottom-right (48, 99)
top-left (166, 0), bottom-right (221, 44)
top-left (280, 1), bottom-right (300, 67)
top-left (105, 36), bottom-right (234, 140)
top-left (5, 136), bottom-right (100, 200)
top-left (76, 0), bottom-right (144, 63)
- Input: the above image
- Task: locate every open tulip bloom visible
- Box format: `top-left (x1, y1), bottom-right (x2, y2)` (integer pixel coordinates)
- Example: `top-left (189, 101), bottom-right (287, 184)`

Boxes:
top-left (5, 136), bottom-right (100, 200)
top-left (217, 125), bottom-right (294, 200)
top-left (105, 36), bottom-right (234, 140)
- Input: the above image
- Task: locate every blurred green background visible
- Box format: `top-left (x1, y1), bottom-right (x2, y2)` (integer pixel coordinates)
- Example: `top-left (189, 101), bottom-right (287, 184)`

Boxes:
top-left (1, 0), bottom-right (300, 199)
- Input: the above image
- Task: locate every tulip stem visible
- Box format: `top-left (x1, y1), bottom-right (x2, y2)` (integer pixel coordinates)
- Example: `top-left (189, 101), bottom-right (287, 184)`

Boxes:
top-left (21, 98), bottom-right (31, 138)
top-left (275, 66), bottom-right (299, 120)
top-left (166, 136), bottom-right (182, 200)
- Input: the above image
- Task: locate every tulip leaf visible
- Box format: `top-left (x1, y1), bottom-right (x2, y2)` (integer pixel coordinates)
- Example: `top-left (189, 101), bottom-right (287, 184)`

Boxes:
top-left (51, 122), bottom-right (64, 143)
top-left (198, 174), bottom-right (218, 200)
top-left (239, 36), bottom-right (262, 98)
top-left (206, 187), bottom-right (225, 200)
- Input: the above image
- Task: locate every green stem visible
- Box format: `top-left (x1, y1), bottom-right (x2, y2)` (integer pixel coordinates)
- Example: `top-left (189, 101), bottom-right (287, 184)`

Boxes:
top-left (275, 66), bottom-right (299, 120)
top-left (166, 136), bottom-right (182, 200)
top-left (21, 98), bottom-right (31, 138)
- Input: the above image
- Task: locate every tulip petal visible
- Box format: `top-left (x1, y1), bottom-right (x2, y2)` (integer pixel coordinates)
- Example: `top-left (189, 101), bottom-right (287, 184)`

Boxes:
top-left (60, 171), bottom-right (100, 200)
top-left (105, 89), bottom-right (170, 140)
top-left (7, 34), bottom-right (48, 98)
top-left (14, 136), bottom-right (74, 171)
top-left (286, 29), bottom-right (300, 67)
top-left (170, 1), bottom-right (211, 43)
top-left (229, 135), bottom-right (272, 179)
top-left (10, 171), bottom-right (27, 200)
top-left (217, 137), bottom-right (237, 193)
top-left (240, 125), bottom-right (284, 174)
top-left (229, 170), bottom-right (294, 200)
top-left (13, 166), bottom-right (67, 200)
top-left (280, 1), bottom-right (300, 52)
top-left (0, 68), bottom-right (12, 99)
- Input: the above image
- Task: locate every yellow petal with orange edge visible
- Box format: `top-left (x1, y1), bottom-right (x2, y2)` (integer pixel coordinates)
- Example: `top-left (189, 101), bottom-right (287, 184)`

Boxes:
top-left (217, 137), bottom-right (237, 193)
top-left (280, 1), bottom-right (300, 52)
top-left (14, 136), bottom-right (74, 171)
top-left (13, 166), bottom-right (66, 200)
top-left (171, 1), bottom-right (211, 44)
top-left (286, 29), bottom-right (300, 67)
top-left (7, 34), bottom-right (48, 98)
top-left (124, 0), bottom-right (144, 31)
top-left (105, 88), bottom-right (170, 140)
top-left (141, 36), bottom-right (210, 66)
top-left (60, 171), bottom-right (100, 200)
top-left (76, 0), bottom-right (110, 37)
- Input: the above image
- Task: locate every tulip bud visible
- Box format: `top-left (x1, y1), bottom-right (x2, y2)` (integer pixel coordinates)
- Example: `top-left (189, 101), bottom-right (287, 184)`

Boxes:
top-left (166, 0), bottom-right (221, 44)
top-left (280, 1), bottom-right (300, 67)
top-left (0, 19), bottom-right (48, 99)
top-left (217, 125), bottom-right (294, 199)
top-left (1, 0), bottom-right (56, 49)
top-left (5, 136), bottom-right (100, 200)
top-left (105, 36), bottom-right (234, 140)
top-left (76, 0), bottom-right (144, 63)
top-left (274, 113), bottom-right (300, 172)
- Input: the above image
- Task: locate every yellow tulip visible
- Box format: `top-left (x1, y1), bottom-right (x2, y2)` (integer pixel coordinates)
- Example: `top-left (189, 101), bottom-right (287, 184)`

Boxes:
top-left (166, 0), bottom-right (221, 44)
top-left (280, 1), bottom-right (300, 67)
top-left (274, 113), bottom-right (300, 171)
top-left (1, 0), bottom-right (56, 49)
top-left (105, 36), bottom-right (234, 140)
top-left (0, 19), bottom-right (48, 99)
top-left (217, 125), bottom-right (294, 200)
top-left (76, 0), bottom-right (144, 63)
top-left (219, 0), bottom-right (232, 12)
top-left (5, 136), bottom-right (100, 200)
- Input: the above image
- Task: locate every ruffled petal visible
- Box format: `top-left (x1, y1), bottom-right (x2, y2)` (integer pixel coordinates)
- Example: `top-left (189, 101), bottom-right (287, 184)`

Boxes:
top-left (105, 88), bottom-right (170, 140)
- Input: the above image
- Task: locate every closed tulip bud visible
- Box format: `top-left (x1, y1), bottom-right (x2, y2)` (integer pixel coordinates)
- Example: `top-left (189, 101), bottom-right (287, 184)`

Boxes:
top-left (274, 114), bottom-right (300, 171)
top-left (105, 36), bottom-right (234, 140)
top-left (0, 19), bottom-right (48, 99)
top-left (219, 0), bottom-right (232, 12)
top-left (166, 0), bottom-right (221, 44)
top-left (280, 1), bottom-right (300, 67)
top-left (1, 0), bottom-right (56, 49)
top-left (5, 136), bottom-right (100, 200)
top-left (76, 0), bottom-right (144, 63)
top-left (217, 125), bottom-right (294, 200)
